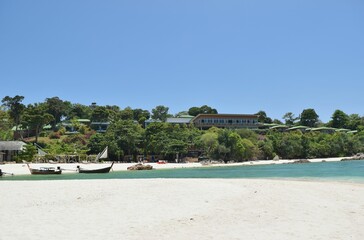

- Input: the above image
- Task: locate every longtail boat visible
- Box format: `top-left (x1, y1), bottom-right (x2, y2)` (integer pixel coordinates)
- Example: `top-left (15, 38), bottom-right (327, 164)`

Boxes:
top-left (27, 164), bottom-right (62, 175)
top-left (77, 162), bottom-right (114, 174)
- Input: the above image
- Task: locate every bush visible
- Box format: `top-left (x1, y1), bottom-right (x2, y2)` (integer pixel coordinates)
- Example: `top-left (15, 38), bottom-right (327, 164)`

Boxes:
top-left (62, 134), bottom-right (87, 145)
top-left (49, 132), bottom-right (61, 139)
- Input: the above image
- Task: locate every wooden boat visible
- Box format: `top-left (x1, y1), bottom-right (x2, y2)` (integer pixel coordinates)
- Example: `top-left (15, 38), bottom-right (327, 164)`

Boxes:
top-left (27, 164), bottom-right (62, 175)
top-left (77, 162), bottom-right (114, 173)
top-left (0, 169), bottom-right (14, 176)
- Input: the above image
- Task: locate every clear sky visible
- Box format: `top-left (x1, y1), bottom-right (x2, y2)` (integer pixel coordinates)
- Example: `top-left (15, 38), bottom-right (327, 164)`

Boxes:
top-left (1, 0), bottom-right (363, 122)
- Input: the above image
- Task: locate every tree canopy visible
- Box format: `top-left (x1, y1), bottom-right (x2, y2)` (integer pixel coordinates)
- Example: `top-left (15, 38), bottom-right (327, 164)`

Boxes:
top-left (188, 105), bottom-right (218, 116)
top-left (300, 109), bottom-right (319, 127)
top-left (1, 95), bottom-right (364, 162)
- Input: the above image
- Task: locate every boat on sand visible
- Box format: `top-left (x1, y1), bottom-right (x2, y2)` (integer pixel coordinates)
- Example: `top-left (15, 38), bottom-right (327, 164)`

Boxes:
top-left (27, 164), bottom-right (62, 175)
top-left (77, 162), bottom-right (114, 173)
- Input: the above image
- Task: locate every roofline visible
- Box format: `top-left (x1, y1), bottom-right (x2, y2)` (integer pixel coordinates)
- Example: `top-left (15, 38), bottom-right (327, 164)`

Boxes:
top-left (193, 113), bottom-right (258, 120)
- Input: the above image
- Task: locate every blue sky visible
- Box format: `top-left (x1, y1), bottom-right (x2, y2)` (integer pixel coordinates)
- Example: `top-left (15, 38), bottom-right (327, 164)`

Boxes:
top-left (1, 0), bottom-right (363, 122)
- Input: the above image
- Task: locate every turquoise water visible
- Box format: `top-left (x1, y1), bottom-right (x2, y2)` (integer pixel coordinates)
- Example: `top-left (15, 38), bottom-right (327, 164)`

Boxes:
top-left (2, 160), bottom-right (364, 182)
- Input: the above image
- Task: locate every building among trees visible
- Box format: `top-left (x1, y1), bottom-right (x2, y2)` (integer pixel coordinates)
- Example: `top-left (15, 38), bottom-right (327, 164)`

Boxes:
top-left (0, 141), bottom-right (26, 162)
top-left (192, 114), bottom-right (259, 130)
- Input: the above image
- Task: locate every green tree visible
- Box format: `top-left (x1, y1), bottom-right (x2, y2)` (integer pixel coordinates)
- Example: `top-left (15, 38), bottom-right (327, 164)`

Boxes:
top-left (119, 107), bottom-right (134, 120)
top-left (328, 110), bottom-right (349, 129)
top-left (175, 111), bottom-right (189, 117)
top-left (236, 128), bottom-right (258, 144)
top-left (188, 105), bottom-right (218, 116)
top-left (0, 108), bottom-right (13, 140)
top-left (87, 133), bottom-right (107, 154)
top-left (66, 103), bottom-right (92, 120)
top-left (151, 105), bottom-right (170, 122)
top-left (1, 95), bottom-right (25, 138)
top-left (106, 120), bottom-right (144, 161)
top-left (257, 139), bottom-right (275, 159)
top-left (200, 131), bottom-right (219, 158)
top-left (144, 122), bottom-right (199, 161)
top-left (282, 112), bottom-right (298, 126)
top-left (239, 138), bottom-right (257, 161)
top-left (214, 129), bottom-right (258, 162)
top-left (45, 97), bottom-right (68, 130)
top-left (346, 114), bottom-right (363, 130)
top-left (133, 108), bottom-right (150, 124)
top-left (22, 103), bottom-right (54, 143)
top-left (269, 131), bottom-right (304, 159)
top-left (91, 106), bottom-right (110, 122)
top-left (300, 108), bottom-right (319, 127)
top-left (256, 110), bottom-right (272, 123)
top-left (16, 144), bottom-right (37, 162)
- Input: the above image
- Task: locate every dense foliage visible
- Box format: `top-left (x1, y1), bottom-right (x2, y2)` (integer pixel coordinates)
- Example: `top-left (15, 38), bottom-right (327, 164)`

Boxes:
top-left (1, 95), bottom-right (364, 162)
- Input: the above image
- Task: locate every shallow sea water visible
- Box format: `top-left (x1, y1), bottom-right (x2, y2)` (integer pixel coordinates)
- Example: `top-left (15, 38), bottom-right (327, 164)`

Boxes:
top-left (2, 160), bottom-right (364, 183)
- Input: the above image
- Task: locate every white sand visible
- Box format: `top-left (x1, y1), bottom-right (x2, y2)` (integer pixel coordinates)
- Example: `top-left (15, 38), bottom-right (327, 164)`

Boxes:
top-left (1, 179), bottom-right (363, 240)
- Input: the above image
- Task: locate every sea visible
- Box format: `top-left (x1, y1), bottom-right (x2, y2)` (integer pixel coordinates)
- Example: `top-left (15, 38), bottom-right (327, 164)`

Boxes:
top-left (2, 160), bottom-right (364, 183)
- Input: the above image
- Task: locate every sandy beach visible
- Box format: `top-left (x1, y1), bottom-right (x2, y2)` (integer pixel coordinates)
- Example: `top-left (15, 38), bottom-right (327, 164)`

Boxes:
top-left (1, 178), bottom-right (364, 240)
top-left (0, 157), bottom-right (348, 176)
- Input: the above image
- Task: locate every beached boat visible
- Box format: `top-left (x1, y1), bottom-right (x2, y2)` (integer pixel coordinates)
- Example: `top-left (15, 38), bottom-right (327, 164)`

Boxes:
top-left (27, 164), bottom-right (62, 175)
top-left (77, 162), bottom-right (114, 173)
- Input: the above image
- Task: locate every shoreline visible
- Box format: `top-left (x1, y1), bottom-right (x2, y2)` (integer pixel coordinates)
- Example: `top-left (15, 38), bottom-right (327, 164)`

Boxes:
top-left (0, 157), bottom-right (351, 176)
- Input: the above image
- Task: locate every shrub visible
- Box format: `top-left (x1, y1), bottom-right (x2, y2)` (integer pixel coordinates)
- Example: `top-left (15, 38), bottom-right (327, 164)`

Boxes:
top-left (49, 132), bottom-right (61, 139)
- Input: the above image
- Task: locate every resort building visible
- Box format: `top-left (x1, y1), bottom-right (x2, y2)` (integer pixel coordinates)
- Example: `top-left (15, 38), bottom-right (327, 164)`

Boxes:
top-left (287, 126), bottom-right (311, 132)
top-left (0, 141), bottom-right (26, 162)
top-left (90, 122), bottom-right (110, 133)
top-left (62, 119), bottom-right (91, 134)
top-left (309, 127), bottom-right (339, 134)
top-left (166, 115), bottom-right (194, 125)
top-left (192, 114), bottom-right (259, 130)
top-left (269, 125), bottom-right (289, 132)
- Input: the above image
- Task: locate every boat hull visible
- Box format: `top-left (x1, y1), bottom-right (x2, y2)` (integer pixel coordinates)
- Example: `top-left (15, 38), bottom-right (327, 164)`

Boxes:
top-left (27, 164), bottom-right (62, 175)
top-left (78, 162), bottom-right (114, 174)
top-left (30, 169), bottom-right (62, 175)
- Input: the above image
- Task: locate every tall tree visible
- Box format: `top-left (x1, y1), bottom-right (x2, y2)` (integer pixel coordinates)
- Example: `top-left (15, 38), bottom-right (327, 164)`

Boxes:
top-left (45, 97), bottom-right (68, 130)
top-left (200, 131), bottom-right (218, 158)
top-left (119, 107), bottom-right (134, 120)
top-left (188, 105), bottom-right (218, 116)
top-left (22, 103), bottom-right (54, 143)
top-left (1, 95), bottom-right (25, 139)
top-left (256, 110), bottom-right (272, 123)
top-left (0, 107), bottom-right (13, 140)
top-left (329, 110), bottom-right (349, 129)
top-left (151, 105), bottom-right (170, 122)
top-left (300, 108), bottom-right (319, 127)
top-left (282, 112), bottom-right (298, 125)
top-left (105, 120), bottom-right (144, 160)
top-left (346, 114), bottom-right (362, 130)
top-left (133, 108), bottom-right (150, 124)
top-left (66, 103), bottom-right (92, 120)
top-left (91, 106), bottom-right (109, 122)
